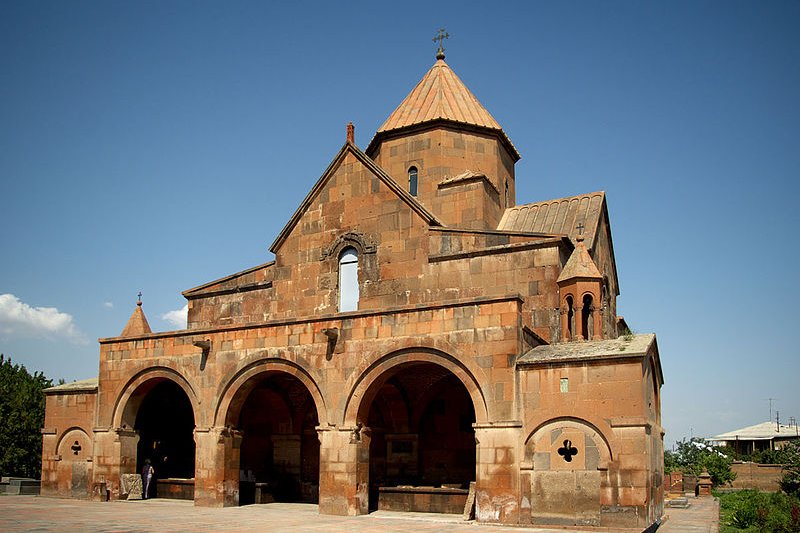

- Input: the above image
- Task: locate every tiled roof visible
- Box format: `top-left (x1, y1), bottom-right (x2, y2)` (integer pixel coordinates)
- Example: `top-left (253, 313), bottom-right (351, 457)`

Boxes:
top-left (498, 192), bottom-right (606, 250)
top-left (378, 59), bottom-right (502, 133)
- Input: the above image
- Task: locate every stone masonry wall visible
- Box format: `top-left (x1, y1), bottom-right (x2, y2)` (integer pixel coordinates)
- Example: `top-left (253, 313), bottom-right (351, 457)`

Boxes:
top-left (41, 389), bottom-right (97, 498)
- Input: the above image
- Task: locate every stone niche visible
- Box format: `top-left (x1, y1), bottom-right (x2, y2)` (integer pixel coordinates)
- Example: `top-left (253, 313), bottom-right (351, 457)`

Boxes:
top-left (527, 423), bottom-right (609, 527)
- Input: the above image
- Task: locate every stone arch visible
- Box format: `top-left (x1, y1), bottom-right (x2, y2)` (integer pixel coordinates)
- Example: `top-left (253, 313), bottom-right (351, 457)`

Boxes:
top-left (214, 358), bottom-right (328, 428)
top-left (56, 426), bottom-right (92, 459)
top-left (320, 230), bottom-right (377, 260)
top-left (524, 417), bottom-right (614, 525)
top-left (524, 417), bottom-right (613, 469)
top-left (342, 346), bottom-right (489, 426)
top-left (112, 366), bottom-right (199, 430)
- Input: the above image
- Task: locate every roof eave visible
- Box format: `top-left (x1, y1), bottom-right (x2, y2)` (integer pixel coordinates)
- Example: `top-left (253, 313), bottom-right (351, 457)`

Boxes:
top-left (365, 119), bottom-right (520, 162)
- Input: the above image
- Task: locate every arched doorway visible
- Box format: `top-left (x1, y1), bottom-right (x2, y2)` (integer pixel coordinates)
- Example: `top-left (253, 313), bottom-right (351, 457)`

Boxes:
top-left (362, 362), bottom-right (476, 513)
top-left (133, 379), bottom-right (196, 499)
top-left (227, 372), bottom-right (320, 505)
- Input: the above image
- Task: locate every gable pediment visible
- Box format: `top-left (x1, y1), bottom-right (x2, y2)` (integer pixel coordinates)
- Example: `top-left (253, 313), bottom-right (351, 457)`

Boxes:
top-left (269, 142), bottom-right (442, 254)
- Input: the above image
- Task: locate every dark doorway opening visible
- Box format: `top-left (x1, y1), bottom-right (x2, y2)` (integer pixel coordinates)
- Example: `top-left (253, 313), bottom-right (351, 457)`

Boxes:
top-left (236, 373), bottom-right (320, 505)
top-left (366, 362), bottom-right (475, 512)
top-left (134, 379), bottom-right (196, 498)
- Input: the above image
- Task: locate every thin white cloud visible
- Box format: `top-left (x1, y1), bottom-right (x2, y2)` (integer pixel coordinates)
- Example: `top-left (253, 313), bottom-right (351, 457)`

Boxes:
top-left (103, 301), bottom-right (114, 309)
top-left (0, 293), bottom-right (88, 344)
top-left (161, 304), bottom-right (188, 329)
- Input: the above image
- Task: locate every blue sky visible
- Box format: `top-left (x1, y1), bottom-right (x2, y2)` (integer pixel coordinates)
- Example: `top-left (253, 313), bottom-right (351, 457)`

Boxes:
top-left (1, 1), bottom-right (798, 448)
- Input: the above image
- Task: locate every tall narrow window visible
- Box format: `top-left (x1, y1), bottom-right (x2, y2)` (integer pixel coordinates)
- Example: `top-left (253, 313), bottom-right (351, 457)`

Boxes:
top-left (339, 247), bottom-right (359, 312)
top-left (408, 167), bottom-right (418, 197)
top-left (582, 294), bottom-right (593, 340)
top-left (566, 296), bottom-right (574, 340)
top-left (504, 180), bottom-right (509, 206)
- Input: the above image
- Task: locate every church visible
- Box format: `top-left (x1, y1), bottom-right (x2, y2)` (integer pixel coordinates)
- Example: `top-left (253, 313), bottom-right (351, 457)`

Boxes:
top-left (41, 45), bottom-right (664, 529)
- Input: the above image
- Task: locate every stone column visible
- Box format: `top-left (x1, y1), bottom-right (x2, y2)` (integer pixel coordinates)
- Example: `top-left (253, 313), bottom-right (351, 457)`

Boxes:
top-left (592, 304), bottom-right (603, 340)
top-left (193, 426), bottom-right (242, 507)
top-left (474, 422), bottom-right (522, 524)
top-left (90, 427), bottom-right (138, 500)
top-left (559, 308), bottom-right (569, 342)
top-left (318, 426), bottom-right (370, 516)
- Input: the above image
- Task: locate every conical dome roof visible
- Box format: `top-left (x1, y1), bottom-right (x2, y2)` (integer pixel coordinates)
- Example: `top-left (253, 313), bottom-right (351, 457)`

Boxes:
top-left (557, 236), bottom-right (603, 283)
top-left (121, 301), bottom-right (152, 337)
top-left (378, 58), bottom-right (502, 132)
top-left (369, 58), bottom-right (518, 159)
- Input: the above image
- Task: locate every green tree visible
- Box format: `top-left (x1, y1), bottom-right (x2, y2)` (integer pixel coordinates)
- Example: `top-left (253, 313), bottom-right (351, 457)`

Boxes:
top-left (0, 354), bottom-right (53, 478)
top-left (779, 440), bottom-right (800, 497)
top-left (664, 437), bottom-right (736, 487)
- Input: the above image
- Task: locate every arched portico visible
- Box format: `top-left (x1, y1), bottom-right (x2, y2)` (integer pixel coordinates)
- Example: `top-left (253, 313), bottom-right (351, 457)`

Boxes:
top-left (111, 369), bottom-right (198, 500)
top-left (214, 361), bottom-right (323, 506)
top-left (325, 348), bottom-right (489, 517)
top-left (342, 347), bottom-right (488, 426)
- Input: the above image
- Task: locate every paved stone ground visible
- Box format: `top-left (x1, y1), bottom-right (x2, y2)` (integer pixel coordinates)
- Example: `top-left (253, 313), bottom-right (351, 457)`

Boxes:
top-left (0, 495), bottom-right (718, 532)
top-left (659, 496), bottom-right (719, 533)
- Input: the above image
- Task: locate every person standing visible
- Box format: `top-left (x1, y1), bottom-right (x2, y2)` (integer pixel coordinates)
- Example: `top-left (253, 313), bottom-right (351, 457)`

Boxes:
top-left (141, 459), bottom-right (155, 499)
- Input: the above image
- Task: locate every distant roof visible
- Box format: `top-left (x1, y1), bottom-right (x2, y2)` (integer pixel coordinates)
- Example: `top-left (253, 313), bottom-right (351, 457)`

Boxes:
top-left (44, 377), bottom-right (98, 393)
top-left (712, 422), bottom-right (800, 442)
top-left (498, 192), bottom-right (606, 250)
top-left (518, 333), bottom-right (656, 365)
top-left (369, 58), bottom-right (518, 160)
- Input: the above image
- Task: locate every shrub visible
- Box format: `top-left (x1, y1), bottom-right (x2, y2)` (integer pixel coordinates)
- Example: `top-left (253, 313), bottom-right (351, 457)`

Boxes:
top-left (780, 441), bottom-right (800, 497)
top-left (718, 490), bottom-right (800, 532)
top-left (665, 437), bottom-right (735, 486)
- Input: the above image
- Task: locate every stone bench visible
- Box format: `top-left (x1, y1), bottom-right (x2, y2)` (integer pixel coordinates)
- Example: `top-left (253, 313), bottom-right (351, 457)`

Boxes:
top-left (665, 497), bottom-right (690, 508)
top-left (377, 485), bottom-right (469, 514)
top-left (0, 477), bottom-right (41, 495)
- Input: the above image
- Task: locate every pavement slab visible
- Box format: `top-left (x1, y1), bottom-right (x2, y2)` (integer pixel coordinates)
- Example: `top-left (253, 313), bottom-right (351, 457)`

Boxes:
top-left (0, 495), bottom-right (719, 532)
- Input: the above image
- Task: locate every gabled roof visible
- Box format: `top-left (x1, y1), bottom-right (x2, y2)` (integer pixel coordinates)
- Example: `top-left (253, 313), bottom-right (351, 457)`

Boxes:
top-left (270, 141), bottom-right (442, 254)
top-left (557, 235), bottom-right (602, 283)
top-left (712, 422), bottom-right (800, 442)
top-left (366, 58), bottom-right (519, 160)
top-left (183, 261), bottom-right (274, 298)
top-left (44, 377), bottom-right (98, 394)
top-left (518, 333), bottom-right (660, 375)
top-left (498, 192), bottom-right (606, 251)
top-left (120, 302), bottom-right (152, 336)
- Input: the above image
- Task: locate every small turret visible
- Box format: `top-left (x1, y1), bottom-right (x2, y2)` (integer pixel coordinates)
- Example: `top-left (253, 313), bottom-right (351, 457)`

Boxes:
top-left (121, 294), bottom-right (152, 337)
top-left (557, 235), bottom-right (603, 341)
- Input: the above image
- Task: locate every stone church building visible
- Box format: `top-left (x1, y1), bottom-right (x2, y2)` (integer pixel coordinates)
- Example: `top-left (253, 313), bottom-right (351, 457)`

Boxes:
top-left (41, 50), bottom-right (664, 529)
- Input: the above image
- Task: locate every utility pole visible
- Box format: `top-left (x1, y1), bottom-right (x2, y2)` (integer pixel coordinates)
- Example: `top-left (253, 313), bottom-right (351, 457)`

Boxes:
top-left (767, 398), bottom-right (776, 422)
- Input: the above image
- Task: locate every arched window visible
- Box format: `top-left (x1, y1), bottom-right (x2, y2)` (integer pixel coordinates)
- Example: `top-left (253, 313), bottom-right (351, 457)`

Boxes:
top-left (581, 294), bottom-right (594, 340)
top-left (338, 247), bottom-right (359, 312)
top-left (408, 167), bottom-right (418, 197)
top-left (565, 296), bottom-right (574, 340)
